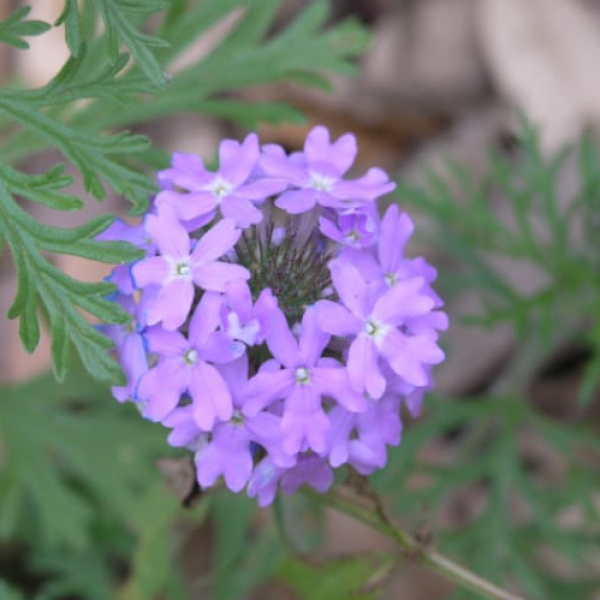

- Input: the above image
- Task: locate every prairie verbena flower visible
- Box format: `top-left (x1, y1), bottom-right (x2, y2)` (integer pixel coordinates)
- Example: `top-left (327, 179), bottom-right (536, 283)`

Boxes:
top-left (103, 125), bottom-right (447, 505)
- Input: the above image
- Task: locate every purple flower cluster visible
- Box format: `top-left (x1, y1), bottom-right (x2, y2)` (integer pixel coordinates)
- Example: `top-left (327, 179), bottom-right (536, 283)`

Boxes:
top-left (102, 126), bottom-right (447, 506)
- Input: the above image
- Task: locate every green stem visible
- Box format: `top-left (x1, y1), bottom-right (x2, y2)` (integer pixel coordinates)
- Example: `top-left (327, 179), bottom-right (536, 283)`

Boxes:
top-left (310, 487), bottom-right (526, 600)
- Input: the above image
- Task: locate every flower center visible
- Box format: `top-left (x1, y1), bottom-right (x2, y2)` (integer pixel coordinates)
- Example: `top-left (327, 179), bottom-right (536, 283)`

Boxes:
top-left (310, 172), bottom-right (333, 192)
top-left (175, 260), bottom-right (191, 277)
top-left (183, 349), bottom-right (198, 365)
top-left (364, 319), bottom-right (390, 346)
top-left (384, 272), bottom-right (397, 287)
top-left (235, 210), bottom-right (336, 325)
top-left (208, 176), bottom-right (233, 199)
top-left (295, 367), bottom-right (310, 385)
top-left (231, 410), bottom-right (245, 425)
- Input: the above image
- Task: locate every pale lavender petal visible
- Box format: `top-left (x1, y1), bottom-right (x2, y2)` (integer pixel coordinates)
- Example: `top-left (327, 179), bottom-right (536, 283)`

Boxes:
top-left (259, 154), bottom-right (308, 186)
top-left (242, 369), bottom-right (294, 415)
top-left (131, 256), bottom-right (170, 288)
top-left (138, 360), bottom-right (187, 422)
top-left (303, 125), bottom-right (331, 166)
top-left (372, 277), bottom-right (434, 324)
top-left (144, 326), bottom-right (188, 357)
top-left (188, 292), bottom-right (223, 345)
top-left (298, 307), bottom-right (330, 365)
top-left (156, 189), bottom-right (218, 222)
top-left (225, 279), bottom-right (253, 322)
top-left (219, 134), bottom-right (259, 186)
top-left (378, 205), bottom-right (414, 271)
top-left (275, 190), bottom-right (318, 214)
top-left (347, 335), bottom-right (386, 399)
top-left (326, 406), bottom-right (356, 467)
top-left (311, 367), bottom-right (366, 412)
top-left (237, 178), bottom-right (287, 199)
top-left (380, 330), bottom-right (444, 386)
top-left (281, 455), bottom-right (333, 495)
top-left (315, 300), bottom-right (361, 336)
top-left (330, 132), bottom-right (357, 175)
top-left (192, 261), bottom-right (249, 292)
top-left (247, 458), bottom-right (282, 506)
top-left (266, 309), bottom-right (300, 368)
top-left (146, 204), bottom-right (190, 258)
top-left (329, 262), bottom-right (369, 319)
top-left (282, 386), bottom-right (329, 455)
top-left (189, 361), bottom-right (233, 429)
top-left (148, 278), bottom-right (194, 330)
top-left (192, 218), bottom-right (241, 263)
top-left (202, 332), bottom-right (245, 363)
top-left (220, 196), bottom-right (263, 227)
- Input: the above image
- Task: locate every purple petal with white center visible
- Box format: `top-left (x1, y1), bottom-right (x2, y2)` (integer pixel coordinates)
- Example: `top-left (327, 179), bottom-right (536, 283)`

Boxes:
top-left (131, 256), bottom-right (170, 288)
top-left (275, 190), bottom-right (318, 214)
top-left (347, 335), bottom-right (386, 399)
top-left (191, 218), bottom-right (241, 263)
top-left (146, 204), bottom-right (190, 258)
top-left (219, 134), bottom-right (259, 186)
top-left (242, 369), bottom-right (294, 416)
top-left (192, 261), bottom-right (249, 292)
top-left (189, 361), bottom-right (233, 429)
top-left (315, 300), bottom-right (361, 337)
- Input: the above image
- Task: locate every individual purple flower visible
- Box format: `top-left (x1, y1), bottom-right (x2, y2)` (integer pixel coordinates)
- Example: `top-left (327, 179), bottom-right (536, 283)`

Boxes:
top-left (316, 262), bottom-right (444, 398)
top-left (156, 134), bottom-right (287, 227)
top-left (319, 208), bottom-right (379, 249)
top-left (137, 292), bottom-right (241, 427)
top-left (327, 394), bottom-right (401, 474)
top-left (247, 453), bottom-right (334, 507)
top-left (164, 355), bottom-right (294, 492)
top-left (101, 295), bottom-right (149, 403)
top-left (98, 217), bottom-right (156, 295)
top-left (220, 279), bottom-right (278, 347)
top-left (131, 204), bottom-right (249, 330)
top-left (260, 126), bottom-right (395, 214)
top-left (243, 307), bottom-right (366, 455)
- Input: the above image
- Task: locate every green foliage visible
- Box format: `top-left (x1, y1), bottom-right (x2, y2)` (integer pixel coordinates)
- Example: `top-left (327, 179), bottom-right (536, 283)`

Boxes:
top-left (0, 1), bottom-right (368, 384)
top-left (385, 126), bottom-right (600, 598)
top-left (0, 6), bottom-right (50, 50)
top-left (398, 123), bottom-right (600, 401)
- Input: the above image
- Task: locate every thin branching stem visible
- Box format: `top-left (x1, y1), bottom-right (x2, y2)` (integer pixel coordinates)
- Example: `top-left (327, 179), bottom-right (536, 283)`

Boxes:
top-left (305, 486), bottom-right (527, 600)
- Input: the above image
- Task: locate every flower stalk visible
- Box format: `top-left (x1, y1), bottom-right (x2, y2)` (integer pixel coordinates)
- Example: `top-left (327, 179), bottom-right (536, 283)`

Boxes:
top-left (308, 485), bottom-right (526, 600)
